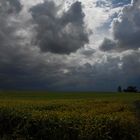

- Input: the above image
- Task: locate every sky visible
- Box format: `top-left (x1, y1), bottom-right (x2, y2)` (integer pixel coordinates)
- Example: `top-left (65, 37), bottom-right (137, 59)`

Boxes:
top-left (0, 0), bottom-right (140, 91)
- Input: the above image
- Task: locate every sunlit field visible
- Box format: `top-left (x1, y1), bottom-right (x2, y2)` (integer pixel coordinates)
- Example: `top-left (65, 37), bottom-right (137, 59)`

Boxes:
top-left (0, 91), bottom-right (140, 140)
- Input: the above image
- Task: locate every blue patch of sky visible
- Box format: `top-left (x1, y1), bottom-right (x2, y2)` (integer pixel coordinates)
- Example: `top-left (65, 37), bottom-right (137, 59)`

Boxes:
top-left (96, 0), bottom-right (110, 8)
top-left (96, 0), bottom-right (131, 8)
top-left (97, 12), bottom-right (118, 32)
top-left (112, 0), bottom-right (131, 8)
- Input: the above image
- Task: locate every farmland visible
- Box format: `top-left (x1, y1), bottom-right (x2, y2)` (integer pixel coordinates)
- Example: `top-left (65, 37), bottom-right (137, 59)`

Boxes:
top-left (0, 91), bottom-right (139, 140)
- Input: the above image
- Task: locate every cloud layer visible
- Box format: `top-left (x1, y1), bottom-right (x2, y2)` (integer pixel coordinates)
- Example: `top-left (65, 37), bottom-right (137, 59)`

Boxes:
top-left (0, 0), bottom-right (140, 91)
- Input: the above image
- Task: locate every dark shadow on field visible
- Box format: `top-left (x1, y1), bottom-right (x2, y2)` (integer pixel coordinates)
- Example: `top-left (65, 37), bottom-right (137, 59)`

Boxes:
top-left (134, 100), bottom-right (140, 119)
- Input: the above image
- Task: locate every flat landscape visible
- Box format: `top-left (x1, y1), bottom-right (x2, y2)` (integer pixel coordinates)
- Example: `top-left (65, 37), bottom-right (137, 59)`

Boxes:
top-left (0, 91), bottom-right (140, 140)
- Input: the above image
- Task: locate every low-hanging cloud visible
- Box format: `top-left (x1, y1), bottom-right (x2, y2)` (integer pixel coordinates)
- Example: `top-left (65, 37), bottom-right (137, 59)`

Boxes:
top-left (30, 1), bottom-right (89, 54)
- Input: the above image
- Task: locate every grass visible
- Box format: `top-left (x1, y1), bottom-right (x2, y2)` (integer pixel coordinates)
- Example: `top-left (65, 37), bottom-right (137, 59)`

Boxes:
top-left (0, 91), bottom-right (139, 140)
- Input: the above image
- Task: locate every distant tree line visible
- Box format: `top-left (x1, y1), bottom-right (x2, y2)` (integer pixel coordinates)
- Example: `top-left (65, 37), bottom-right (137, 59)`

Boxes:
top-left (118, 86), bottom-right (139, 93)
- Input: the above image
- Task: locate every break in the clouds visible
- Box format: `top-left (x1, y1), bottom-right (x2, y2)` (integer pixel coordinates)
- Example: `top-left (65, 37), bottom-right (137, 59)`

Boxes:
top-left (0, 0), bottom-right (140, 91)
top-left (96, 0), bottom-right (131, 8)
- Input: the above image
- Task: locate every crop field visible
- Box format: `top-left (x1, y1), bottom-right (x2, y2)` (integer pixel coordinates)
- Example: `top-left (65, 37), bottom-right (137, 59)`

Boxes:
top-left (0, 91), bottom-right (139, 140)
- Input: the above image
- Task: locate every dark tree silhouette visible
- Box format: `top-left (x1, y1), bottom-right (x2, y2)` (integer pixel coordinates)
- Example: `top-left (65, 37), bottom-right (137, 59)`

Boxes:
top-left (123, 86), bottom-right (138, 92)
top-left (118, 86), bottom-right (122, 92)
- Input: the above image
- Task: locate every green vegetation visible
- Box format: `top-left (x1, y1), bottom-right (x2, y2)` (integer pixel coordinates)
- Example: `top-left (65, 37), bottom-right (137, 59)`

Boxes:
top-left (0, 91), bottom-right (139, 140)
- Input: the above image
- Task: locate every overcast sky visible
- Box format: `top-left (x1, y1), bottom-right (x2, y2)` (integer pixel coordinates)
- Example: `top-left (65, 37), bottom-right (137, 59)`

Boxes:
top-left (0, 0), bottom-right (140, 91)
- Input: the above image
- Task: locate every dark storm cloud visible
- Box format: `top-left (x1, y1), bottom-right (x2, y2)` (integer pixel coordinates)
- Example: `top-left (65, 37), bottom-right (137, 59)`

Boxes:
top-left (0, 0), bottom-right (22, 58)
top-left (0, 0), bottom-right (88, 90)
top-left (100, 38), bottom-right (117, 51)
top-left (113, 2), bottom-right (140, 49)
top-left (0, 0), bottom-right (22, 13)
top-left (7, 0), bottom-right (22, 13)
top-left (0, 0), bottom-right (47, 89)
top-left (30, 1), bottom-right (89, 54)
top-left (100, 0), bottom-right (140, 51)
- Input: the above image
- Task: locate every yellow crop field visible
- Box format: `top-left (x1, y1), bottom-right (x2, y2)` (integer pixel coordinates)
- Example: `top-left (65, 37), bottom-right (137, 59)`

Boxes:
top-left (0, 91), bottom-right (139, 140)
